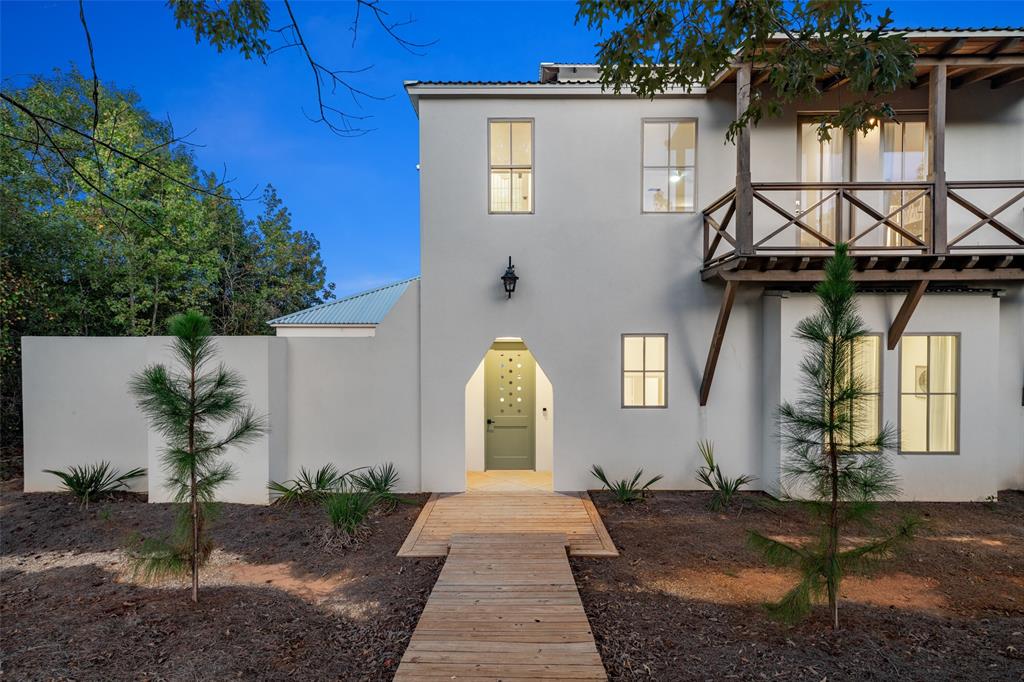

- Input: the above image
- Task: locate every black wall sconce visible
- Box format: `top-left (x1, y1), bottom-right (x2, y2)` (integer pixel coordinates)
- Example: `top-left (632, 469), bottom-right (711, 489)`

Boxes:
top-left (501, 257), bottom-right (519, 299)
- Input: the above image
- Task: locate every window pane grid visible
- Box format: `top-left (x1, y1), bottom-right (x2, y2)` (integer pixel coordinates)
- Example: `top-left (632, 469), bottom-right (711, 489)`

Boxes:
top-left (489, 120), bottom-right (532, 213)
top-left (900, 335), bottom-right (958, 453)
top-left (622, 335), bottom-right (667, 407)
top-left (642, 121), bottom-right (696, 213)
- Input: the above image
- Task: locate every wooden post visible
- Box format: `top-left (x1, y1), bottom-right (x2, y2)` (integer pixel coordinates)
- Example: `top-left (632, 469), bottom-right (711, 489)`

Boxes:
top-left (699, 281), bottom-right (738, 406)
top-left (735, 63), bottom-right (754, 255)
top-left (929, 64), bottom-right (948, 253)
top-left (888, 280), bottom-right (928, 350)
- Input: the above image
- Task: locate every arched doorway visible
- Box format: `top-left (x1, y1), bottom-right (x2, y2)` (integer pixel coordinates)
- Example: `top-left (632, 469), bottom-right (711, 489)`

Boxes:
top-left (465, 338), bottom-right (553, 491)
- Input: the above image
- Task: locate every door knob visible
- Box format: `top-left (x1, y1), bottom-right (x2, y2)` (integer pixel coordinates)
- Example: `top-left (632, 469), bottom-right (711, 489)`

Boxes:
top-left (486, 418), bottom-right (494, 425)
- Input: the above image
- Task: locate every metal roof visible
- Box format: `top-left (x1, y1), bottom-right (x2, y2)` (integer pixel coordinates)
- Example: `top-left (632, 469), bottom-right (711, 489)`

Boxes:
top-left (268, 277), bottom-right (418, 326)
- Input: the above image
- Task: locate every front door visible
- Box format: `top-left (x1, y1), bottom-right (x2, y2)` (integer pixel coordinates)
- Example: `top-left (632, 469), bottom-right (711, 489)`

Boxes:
top-left (484, 342), bottom-right (536, 470)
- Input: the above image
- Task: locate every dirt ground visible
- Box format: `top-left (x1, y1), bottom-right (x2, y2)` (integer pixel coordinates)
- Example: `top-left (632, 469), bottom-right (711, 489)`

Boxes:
top-left (0, 480), bottom-right (443, 680)
top-left (573, 490), bottom-right (1024, 681)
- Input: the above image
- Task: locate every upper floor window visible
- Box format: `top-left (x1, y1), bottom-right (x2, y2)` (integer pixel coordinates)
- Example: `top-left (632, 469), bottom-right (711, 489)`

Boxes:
top-left (622, 334), bottom-right (667, 407)
top-left (489, 120), bottom-right (533, 213)
top-left (642, 120), bottom-right (696, 213)
top-left (900, 334), bottom-right (958, 453)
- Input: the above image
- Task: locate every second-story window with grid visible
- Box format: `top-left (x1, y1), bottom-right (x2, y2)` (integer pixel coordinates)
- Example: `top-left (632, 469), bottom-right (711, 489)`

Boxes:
top-left (642, 120), bottom-right (696, 213)
top-left (489, 120), bottom-right (533, 213)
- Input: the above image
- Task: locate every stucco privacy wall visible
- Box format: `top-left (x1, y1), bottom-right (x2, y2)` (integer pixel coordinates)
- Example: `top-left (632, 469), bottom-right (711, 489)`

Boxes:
top-left (22, 284), bottom-right (422, 501)
top-left (764, 291), bottom-right (1024, 501)
top-left (22, 337), bottom-right (150, 493)
top-left (285, 281), bottom-right (421, 493)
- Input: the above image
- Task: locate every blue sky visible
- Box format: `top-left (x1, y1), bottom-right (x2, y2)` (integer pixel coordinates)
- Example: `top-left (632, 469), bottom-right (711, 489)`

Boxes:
top-left (2, 1), bottom-right (1021, 296)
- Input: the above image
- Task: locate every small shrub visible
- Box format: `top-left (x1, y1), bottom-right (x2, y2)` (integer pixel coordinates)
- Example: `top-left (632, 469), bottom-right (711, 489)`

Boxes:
top-left (590, 464), bottom-right (662, 504)
top-left (696, 439), bottom-right (756, 511)
top-left (268, 464), bottom-right (365, 505)
top-left (313, 486), bottom-right (379, 550)
top-left (353, 462), bottom-right (412, 511)
top-left (44, 461), bottom-right (146, 508)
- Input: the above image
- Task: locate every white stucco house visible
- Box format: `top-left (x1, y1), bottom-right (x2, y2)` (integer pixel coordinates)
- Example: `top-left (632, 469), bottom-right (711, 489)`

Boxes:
top-left (23, 29), bottom-right (1024, 502)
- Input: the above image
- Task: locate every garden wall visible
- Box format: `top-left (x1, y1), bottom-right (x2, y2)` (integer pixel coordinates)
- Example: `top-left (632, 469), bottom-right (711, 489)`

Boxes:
top-left (21, 284), bottom-right (422, 503)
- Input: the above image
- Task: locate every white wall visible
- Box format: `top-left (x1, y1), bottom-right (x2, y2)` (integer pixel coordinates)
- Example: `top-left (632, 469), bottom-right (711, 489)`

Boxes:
top-left (22, 337), bottom-right (150, 493)
top-left (768, 291), bottom-right (1023, 501)
top-left (22, 283), bottom-right (422, 501)
top-left (285, 282), bottom-right (421, 492)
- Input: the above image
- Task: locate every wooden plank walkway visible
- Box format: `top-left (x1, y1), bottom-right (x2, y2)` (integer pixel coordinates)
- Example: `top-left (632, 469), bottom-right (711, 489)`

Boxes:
top-left (397, 491), bottom-right (618, 558)
top-left (395, 533), bottom-right (607, 681)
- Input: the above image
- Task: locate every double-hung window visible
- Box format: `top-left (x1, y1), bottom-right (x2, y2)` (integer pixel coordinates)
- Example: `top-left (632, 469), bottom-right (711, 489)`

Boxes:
top-left (489, 120), bottom-right (533, 213)
top-left (642, 120), bottom-right (696, 213)
top-left (900, 334), bottom-right (959, 453)
top-left (622, 334), bottom-right (667, 407)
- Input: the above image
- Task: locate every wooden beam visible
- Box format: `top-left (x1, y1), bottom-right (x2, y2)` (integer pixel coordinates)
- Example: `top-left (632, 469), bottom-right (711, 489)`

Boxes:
top-left (735, 63), bottom-right (754, 255)
top-left (992, 69), bottom-right (1024, 89)
top-left (753, 68), bottom-right (772, 86)
top-left (916, 56), bottom-right (1024, 67)
top-left (707, 265), bottom-right (1024, 284)
top-left (985, 37), bottom-right (1022, 58)
top-left (699, 281), bottom-right (738, 407)
top-left (929, 37), bottom-right (966, 57)
top-left (888, 281), bottom-right (928, 350)
top-left (929, 64), bottom-right (948, 254)
top-left (951, 67), bottom-right (1012, 89)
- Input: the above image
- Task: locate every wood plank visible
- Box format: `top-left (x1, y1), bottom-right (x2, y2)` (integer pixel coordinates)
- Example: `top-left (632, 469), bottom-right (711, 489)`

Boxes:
top-left (887, 281), bottom-right (928, 350)
top-left (929, 64), bottom-right (948, 253)
top-left (699, 280), bottom-right (738, 406)
top-left (396, 534), bottom-right (607, 680)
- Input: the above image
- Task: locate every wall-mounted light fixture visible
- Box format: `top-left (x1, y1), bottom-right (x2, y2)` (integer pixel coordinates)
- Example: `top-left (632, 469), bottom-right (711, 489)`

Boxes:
top-left (501, 257), bottom-right (519, 299)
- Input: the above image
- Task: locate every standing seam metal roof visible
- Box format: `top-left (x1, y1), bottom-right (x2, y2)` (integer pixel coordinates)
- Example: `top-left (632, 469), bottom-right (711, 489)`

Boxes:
top-left (268, 277), bottom-right (418, 326)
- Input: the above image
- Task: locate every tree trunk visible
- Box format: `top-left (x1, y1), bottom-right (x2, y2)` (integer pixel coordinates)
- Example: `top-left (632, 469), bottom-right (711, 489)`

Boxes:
top-left (827, 340), bottom-right (841, 631)
top-left (189, 358), bottom-right (198, 603)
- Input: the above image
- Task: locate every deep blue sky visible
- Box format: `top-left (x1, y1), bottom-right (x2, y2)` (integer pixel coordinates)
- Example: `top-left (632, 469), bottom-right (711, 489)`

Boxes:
top-left (2, 1), bottom-right (1021, 296)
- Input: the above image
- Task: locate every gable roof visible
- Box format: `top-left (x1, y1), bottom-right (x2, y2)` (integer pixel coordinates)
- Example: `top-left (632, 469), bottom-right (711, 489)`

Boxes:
top-left (268, 277), bottom-right (418, 326)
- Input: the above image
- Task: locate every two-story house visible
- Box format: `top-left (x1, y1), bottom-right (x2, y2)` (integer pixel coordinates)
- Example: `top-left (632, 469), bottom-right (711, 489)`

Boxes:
top-left (23, 29), bottom-right (1024, 503)
top-left (396, 28), bottom-right (1023, 499)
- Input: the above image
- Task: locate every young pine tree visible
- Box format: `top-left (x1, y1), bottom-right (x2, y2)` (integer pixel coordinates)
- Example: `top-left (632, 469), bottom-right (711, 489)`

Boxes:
top-left (749, 244), bottom-right (915, 630)
top-left (130, 311), bottom-right (266, 602)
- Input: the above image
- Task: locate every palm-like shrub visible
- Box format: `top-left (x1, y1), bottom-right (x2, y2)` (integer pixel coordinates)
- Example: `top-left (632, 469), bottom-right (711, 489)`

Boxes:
top-left (269, 464), bottom-right (364, 505)
top-left (748, 244), bottom-right (915, 629)
top-left (590, 464), bottom-right (662, 504)
top-left (44, 461), bottom-right (146, 508)
top-left (324, 486), bottom-right (378, 536)
top-left (351, 462), bottom-right (405, 510)
top-left (130, 311), bottom-right (266, 603)
top-left (695, 440), bottom-right (756, 511)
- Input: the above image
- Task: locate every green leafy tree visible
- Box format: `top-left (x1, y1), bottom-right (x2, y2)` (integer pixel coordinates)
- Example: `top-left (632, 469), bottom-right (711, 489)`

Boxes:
top-left (748, 244), bottom-right (915, 629)
top-left (575, 0), bottom-right (919, 140)
top-left (1, 71), bottom-right (333, 467)
top-left (130, 311), bottom-right (266, 602)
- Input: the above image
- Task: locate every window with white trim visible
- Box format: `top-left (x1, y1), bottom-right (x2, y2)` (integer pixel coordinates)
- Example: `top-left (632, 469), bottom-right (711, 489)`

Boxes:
top-left (489, 120), bottom-right (532, 213)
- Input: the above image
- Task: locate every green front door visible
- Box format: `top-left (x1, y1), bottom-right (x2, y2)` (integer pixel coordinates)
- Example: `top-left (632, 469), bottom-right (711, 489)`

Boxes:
top-left (484, 342), bottom-right (536, 470)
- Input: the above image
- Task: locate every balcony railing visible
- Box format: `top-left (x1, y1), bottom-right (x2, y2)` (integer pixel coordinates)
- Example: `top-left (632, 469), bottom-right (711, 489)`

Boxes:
top-left (702, 180), bottom-right (1024, 267)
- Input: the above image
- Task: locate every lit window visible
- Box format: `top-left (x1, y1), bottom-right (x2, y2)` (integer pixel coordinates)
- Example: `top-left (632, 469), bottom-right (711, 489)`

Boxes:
top-left (844, 335), bottom-right (882, 448)
top-left (642, 120), bottom-right (696, 213)
top-left (623, 334), bottom-right (667, 407)
top-left (900, 335), bottom-right (958, 453)
top-left (489, 120), bottom-right (532, 213)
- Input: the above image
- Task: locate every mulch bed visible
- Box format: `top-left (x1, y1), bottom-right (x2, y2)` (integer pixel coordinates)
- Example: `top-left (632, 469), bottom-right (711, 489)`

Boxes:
top-left (1, 481), bottom-right (443, 680)
top-left (573, 490), bottom-right (1024, 681)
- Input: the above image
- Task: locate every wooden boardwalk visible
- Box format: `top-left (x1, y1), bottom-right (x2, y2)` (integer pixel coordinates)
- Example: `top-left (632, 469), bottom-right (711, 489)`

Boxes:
top-left (395, 533), bottom-right (607, 681)
top-left (397, 491), bottom-right (618, 558)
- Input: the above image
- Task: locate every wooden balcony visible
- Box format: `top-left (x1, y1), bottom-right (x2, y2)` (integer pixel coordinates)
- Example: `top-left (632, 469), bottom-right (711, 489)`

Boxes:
top-left (700, 179), bottom-right (1024, 284)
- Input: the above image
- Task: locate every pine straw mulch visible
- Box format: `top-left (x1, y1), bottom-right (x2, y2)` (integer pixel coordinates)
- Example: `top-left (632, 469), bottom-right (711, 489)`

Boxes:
top-left (573, 489), bottom-right (1024, 681)
top-left (0, 480), bottom-right (443, 680)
